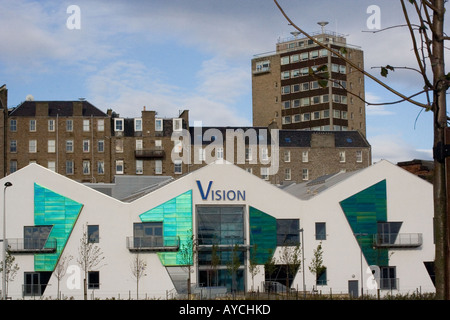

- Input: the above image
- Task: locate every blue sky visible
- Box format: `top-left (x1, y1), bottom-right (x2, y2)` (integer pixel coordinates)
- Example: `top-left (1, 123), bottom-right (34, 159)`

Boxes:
top-left (1, 0), bottom-right (448, 163)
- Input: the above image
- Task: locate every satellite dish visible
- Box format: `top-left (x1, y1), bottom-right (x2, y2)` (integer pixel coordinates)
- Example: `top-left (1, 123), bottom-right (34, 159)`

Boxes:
top-left (317, 21), bottom-right (329, 33)
top-left (25, 94), bottom-right (34, 101)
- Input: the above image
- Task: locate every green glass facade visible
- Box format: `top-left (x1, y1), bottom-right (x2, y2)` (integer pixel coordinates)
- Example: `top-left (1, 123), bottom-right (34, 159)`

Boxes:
top-left (340, 180), bottom-right (388, 266)
top-left (249, 206), bottom-right (277, 264)
top-left (34, 183), bottom-right (83, 271)
top-left (139, 190), bottom-right (192, 266)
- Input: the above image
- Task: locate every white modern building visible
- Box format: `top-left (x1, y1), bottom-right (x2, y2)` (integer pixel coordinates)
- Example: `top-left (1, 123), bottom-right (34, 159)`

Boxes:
top-left (0, 160), bottom-right (434, 299)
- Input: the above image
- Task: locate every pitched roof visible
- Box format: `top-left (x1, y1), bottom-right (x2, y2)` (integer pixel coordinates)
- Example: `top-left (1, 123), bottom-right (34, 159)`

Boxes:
top-left (9, 100), bottom-right (107, 117)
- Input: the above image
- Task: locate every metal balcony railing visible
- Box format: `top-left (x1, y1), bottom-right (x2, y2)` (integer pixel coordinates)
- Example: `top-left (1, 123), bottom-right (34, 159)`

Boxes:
top-left (373, 233), bottom-right (423, 248)
top-left (7, 238), bottom-right (57, 253)
top-left (126, 236), bottom-right (179, 252)
top-left (135, 149), bottom-right (165, 159)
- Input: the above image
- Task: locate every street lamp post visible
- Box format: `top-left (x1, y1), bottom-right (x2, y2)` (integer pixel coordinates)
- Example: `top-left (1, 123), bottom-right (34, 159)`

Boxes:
top-left (2, 181), bottom-right (12, 300)
top-left (355, 232), bottom-right (368, 298)
top-left (299, 228), bottom-right (305, 298)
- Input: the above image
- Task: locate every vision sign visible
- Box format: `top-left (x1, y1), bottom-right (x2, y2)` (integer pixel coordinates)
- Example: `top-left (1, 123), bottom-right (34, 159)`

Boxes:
top-left (196, 180), bottom-right (246, 201)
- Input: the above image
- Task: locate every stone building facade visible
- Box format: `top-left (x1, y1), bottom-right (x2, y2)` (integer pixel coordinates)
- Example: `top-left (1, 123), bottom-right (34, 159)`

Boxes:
top-left (0, 89), bottom-right (370, 184)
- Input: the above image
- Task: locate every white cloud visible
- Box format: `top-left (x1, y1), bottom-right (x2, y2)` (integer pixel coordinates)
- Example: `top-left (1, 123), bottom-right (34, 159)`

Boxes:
top-left (370, 134), bottom-right (432, 164)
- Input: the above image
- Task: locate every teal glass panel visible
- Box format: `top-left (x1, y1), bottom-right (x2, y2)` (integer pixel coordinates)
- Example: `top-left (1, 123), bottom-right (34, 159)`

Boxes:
top-left (139, 190), bottom-right (192, 266)
top-left (249, 207), bottom-right (277, 264)
top-left (34, 183), bottom-right (83, 271)
top-left (340, 180), bottom-right (388, 266)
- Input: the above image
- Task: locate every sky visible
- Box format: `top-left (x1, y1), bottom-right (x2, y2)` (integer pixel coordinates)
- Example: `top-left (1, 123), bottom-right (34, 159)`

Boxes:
top-left (1, 0), bottom-right (448, 164)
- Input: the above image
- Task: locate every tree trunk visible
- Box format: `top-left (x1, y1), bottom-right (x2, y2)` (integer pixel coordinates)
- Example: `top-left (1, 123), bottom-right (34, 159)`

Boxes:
top-left (432, 0), bottom-right (448, 300)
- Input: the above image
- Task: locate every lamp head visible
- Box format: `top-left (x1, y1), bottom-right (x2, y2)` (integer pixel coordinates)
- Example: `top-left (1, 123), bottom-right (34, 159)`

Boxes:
top-left (4, 182), bottom-right (12, 187)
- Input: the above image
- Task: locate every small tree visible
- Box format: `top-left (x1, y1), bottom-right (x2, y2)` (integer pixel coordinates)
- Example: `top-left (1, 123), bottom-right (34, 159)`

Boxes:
top-left (248, 244), bottom-right (260, 292)
top-left (209, 243), bottom-right (220, 287)
top-left (226, 244), bottom-right (241, 296)
top-left (130, 252), bottom-right (147, 299)
top-left (279, 242), bottom-right (301, 295)
top-left (77, 224), bottom-right (105, 300)
top-left (0, 246), bottom-right (19, 298)
top-left (309, 243), bottom-right (326, 288)
top-left (179, 230), bottom-right (197, 299)
top-left (53, 254), bottom-right (73, 299)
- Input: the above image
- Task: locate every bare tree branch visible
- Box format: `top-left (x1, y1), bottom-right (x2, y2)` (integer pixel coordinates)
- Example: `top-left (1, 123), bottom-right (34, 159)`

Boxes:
top-left (273, 0), bottom-right (430, 109)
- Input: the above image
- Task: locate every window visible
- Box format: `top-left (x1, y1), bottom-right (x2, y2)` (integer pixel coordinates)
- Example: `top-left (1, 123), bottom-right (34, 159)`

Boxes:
top-left (281, 56), bottom-right (289, 65)
top-left (48, 140), bottom-right (56, 153)
top-left (301, 97), bottom-right (310, 107)
top-left (300, 52), bottom-right (308, 61)
top-left (316, 268), bottom-right (327, 286)
top-left (29, 119), bottom-right (36, 132)
top-left (313, 111), bottom-right (321, 120)
top-left (10, 140), bottom-right (17, 153)
top-left (24, 225), bottom-right (52, 250)
top-left (83, 140), bottom-right (90, 152)
top-left (114, 118), bottom-right (124, 132)
top-left (97, 119), bottom-right (104, 132)
top-left (261, 167), bottom-right (269, 180)
top-left (285, 168), bottom-right (291, 181)
top-left (66, 140), bottom-right (73, 153)
top-left (216, 147), bottom-right (224, 160)
top-left (10, 119), bottom-right (17, 131)
top-left (310, 50), bottom-right (319, 59)
top-left (29, 140), bottom-right (37, 153)
top-left (174, 160), bottom-right (182, 174)
top-left (97, 161), bottom-right (104, 174)
top-left (282, 116), bottom-right (291, 124)
top-left (155, 119), bottom-right (163, 131)
top-left (277, 219), bottom-right (299, 245)
top-left (198, 148), bottom-right (206, 161)
top-left (256, 60), bottom-right (270, 73)
top-left (155, 140), bottom-right (162, 148)
top-left (245, 147), bottom-right (252, 161)
top-left (136, 160), bottom-right (143, 174)
top-left (66, 120), bottom-right (73, 132)
top-left (291, 84), bottom-right (300, 93)
top-left (281, 86), bottom-right (290, 95)
top-left (48, 161), bottom-right (56, 172)
top-left (88, 225), bottom-right (99, 243)
top-left (173, 118), bottom-right (182, 131)
top-left (48, 120), bottom-right (55, 132)
top-left (10, 161), bottom-right (17, 173)
top-left (66, 160), bottom-right (74, 175)
top-left (134, 118), bottom-right (142, 131)
top-left (302, 113), bottom-right (310, 122)
top-left (116, 160), bottom-right (124, 174)
top-left (98, 140), bottom-right (104, 153)
top-left (261, 147), bottom-right (269, 161)
top-left (291, 69), bottom-right (300, 78)
top-left (83, 119), bottom-right (90, 132)
top-left (290, 54), bottom-right (299, 63)
top-left (133, 222), bottom-right (163, 248)
top-left (136, 140), bottom-right (143, 150)
top-left (83, 161), bottom-right (90, 175)
top-left (24, 272), bottom-right (48, 297)
top-left (301, 82), bottom-right (309, 91)
top-left (356, 150), bottom-right (363, 163)
top-left (302, 168), bottom-right (309, 181)
top-left (281, 71), bottom-right (290, 79)
top-left (315, 222), bottom-right (326, 240)
top-left (339, 151), bottom-right (346, 163)
top-left (380, 266), bottom-right (397, 290)
top-left (155, 160), bottom-right (162, 174)
top-left (88, 271), bottom-right (100, 290)
top-left (283, 101), bottom-right (290, 109)
top-left (284, 150), bottom-right (290, 162)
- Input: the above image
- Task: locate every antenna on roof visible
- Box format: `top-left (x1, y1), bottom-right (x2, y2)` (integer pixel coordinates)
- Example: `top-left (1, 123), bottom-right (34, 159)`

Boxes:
top-left (317, 21), bottom-right (329, 33)
top-left (79, 98), bottom-right (86, 101)
top-left (290, 31), bottom-right (301, 38)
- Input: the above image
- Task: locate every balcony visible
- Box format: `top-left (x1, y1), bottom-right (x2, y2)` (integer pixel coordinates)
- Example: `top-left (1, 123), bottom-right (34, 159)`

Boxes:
top-left (126, 236), bottom-right (180, 252)
top-left (6, 238), bottom-right (57, 254)
top-left (135, 148), bottom-right (165, 159)
top-left (373, 233), bottom-right (423, 248)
